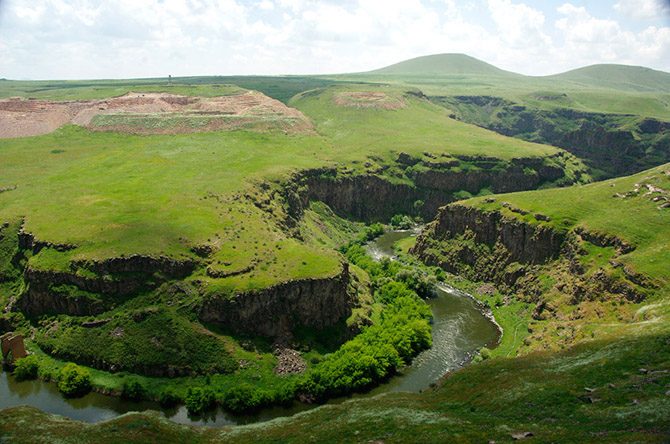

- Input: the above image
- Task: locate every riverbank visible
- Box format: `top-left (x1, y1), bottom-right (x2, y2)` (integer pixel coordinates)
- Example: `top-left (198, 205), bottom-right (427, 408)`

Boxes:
top-left (0, 229), bottom-right (501, 425)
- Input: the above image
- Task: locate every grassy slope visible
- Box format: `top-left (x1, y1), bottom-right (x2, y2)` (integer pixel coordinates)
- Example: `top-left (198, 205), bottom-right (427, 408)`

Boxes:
top-left (5, 167), bottom-right (669, 443)
top-left (548, 64), bottom-right (670, 93)
top-left (0, 76), bottom-right (339, 104)
top-left (0, 85), bottom-right (560, 277)
top-left (2, 330), bottom-right (668, 443)
top-left (331, 54), bottom-right (670, 120)
top-left (369, 53), bottom-right (520, 77)
top-left (0, 126), bottom-right (342, 286)
top-left (466, 163), bottom-right (670, 287)
top-left (0, 82), bottom-right (569, 401)
top-left (291, 85), bottom-right (557, 163)
top-left (0, 62), bottom-right (669, 442)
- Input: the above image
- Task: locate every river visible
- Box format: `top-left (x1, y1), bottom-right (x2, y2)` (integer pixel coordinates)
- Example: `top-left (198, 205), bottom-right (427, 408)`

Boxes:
top-left (0, 229), bottom-right (500, 426)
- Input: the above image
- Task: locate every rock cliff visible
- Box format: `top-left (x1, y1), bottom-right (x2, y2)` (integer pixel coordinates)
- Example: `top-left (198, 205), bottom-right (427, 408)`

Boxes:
top-left (199, 262), bottom-right (354, 337)
top-left (435, 95), bottom-right (670, 178)
top-left (412, 203), bottom-right (648, 304)
top-left (17, 255), bottom-right (198, 317)
top-left (276, 153), bottom-right (577, 225)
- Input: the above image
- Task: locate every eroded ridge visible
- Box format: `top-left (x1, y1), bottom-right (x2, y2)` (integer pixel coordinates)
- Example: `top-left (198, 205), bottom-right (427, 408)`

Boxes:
top-left (0, 91), bottom-right (314, 138)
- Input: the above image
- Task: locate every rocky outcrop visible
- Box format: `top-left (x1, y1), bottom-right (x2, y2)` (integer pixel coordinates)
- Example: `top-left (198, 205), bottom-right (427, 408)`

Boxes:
top-left (412, 203), bottom-right (649, 303)
top-left (277, 153), bottom-right (575, 224)
top-left (199, 263), bottom-right (354, 337)
top-left (436, 95), bottom-right (670, 178)
top-left (17, 255), bottom-right (198, 317)
top-left (573, 226), bottom-right (634, 255)
top-left (413, 204), bottom-right (564, 266)
top-left (302, 171), bottom-right (419, 221)
top-left (18, 227), bottom-right (76, 253)
top-left (71, 255), bottom-right (197, 277)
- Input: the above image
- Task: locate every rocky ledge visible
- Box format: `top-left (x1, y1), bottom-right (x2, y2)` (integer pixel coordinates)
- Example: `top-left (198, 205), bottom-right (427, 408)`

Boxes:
top-left (199, 262), bottom-right (354, 337)
top-left (412, 203), bottom-right (649, 304)
top-left (17, 255), bottom-right (198, 317)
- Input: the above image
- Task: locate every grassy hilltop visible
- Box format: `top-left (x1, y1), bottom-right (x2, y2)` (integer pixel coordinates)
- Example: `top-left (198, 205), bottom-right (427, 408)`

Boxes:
top-left (336, 53), bottom-right (670, 119)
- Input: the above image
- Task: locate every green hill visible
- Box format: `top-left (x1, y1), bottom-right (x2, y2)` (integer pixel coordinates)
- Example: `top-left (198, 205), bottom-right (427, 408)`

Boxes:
top-left (548, 64), bottom-right (670, 93)
top-left (0, 81), bottom-right (583, 419)
top-left (368, 53), bottom-right (520, 78)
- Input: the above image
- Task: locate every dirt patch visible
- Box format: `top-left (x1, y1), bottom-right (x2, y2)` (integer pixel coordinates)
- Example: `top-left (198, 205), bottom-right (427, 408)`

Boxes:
top-left (0, 91), bottom-right (314, 138)
top-left (334, 91), bottom-right (406, 110)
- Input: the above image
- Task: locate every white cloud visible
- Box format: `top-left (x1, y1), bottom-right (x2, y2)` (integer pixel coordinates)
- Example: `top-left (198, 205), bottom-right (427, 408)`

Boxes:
top-left (554, 3), bottom-right (670, 69)
top-left (0, 0), bottom-right (668, 79)
top-left (614, 0), bottom-right (670, 20)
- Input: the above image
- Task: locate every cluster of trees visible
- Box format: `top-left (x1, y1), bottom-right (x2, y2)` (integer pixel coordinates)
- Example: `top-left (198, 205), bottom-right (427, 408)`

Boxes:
top-left (57, 363), bottom-right (91, 397)
top-left (295, 226), bottom-right (436, 400)
top-left (298, 292), bottom-right (431, 400)
top-left (13, 357), bottom-right (92, 398)
top-left (343, 243), bottom-right (438, 299)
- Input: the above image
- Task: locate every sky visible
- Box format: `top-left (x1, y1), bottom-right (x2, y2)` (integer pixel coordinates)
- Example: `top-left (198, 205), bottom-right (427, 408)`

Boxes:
top-left (0, 0), bottom-right (669, 80)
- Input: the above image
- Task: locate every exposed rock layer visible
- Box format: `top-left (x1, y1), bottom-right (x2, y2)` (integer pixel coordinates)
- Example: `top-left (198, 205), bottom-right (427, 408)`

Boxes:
top-left (435, 95), bottom-right (670, 178)
top-left (199, 263), bottom-right (353, 337)
top-left (411, 203), bottom-right (648, 303)
top-left (282, 154), bottom-right (572, 224)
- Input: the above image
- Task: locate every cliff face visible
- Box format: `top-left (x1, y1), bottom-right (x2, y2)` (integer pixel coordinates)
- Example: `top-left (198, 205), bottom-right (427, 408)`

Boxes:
top-left (199, 263), bottom-right (354, 337)
top-left (280, 153), bottom-right (574, 224)
top-left (419, 204), bottom-right (564, 265)
top-left (17, 255), bottom-right (198, 317)
top-left (435, 95), bottom-right (670, 178)
top-left (6, 150), bottom-right (580, 339)
top-left (412, 203), bottom-right (647, 304)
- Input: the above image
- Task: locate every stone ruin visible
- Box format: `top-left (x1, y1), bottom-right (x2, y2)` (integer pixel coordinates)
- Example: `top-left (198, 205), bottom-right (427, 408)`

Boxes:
top-left (1, 332), bottom-right (27, 365)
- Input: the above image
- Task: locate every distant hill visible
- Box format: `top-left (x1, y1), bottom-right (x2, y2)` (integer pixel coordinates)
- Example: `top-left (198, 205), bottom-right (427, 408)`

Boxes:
top-left (547, 64), bottom-right (670, 93)
top-left (368, 53), bottom-right (521, 78)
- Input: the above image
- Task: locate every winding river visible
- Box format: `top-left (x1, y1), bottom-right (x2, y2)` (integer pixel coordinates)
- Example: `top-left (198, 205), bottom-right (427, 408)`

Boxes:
top-left (0, 230), bottom-right (500, 426)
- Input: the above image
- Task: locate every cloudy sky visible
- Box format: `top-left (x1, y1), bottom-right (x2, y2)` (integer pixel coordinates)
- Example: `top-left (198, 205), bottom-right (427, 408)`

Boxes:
top-left (0, 0), bottom-right (669, 80)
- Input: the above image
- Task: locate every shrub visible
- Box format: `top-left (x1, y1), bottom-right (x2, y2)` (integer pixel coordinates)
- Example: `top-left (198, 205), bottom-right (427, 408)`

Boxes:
top-left (376, 281), bottom-right (414, 304)
top-left (121, 378), bottom-right (146, 401)
top-left (390, 214), bottom-right (414, 229)
top-left (219, 384), bottom-right (270, 413)
top-left (361, 223), bottom-right (385, 242)
top-left (184, 387), bottom-right (215, 415)
top-left (13, 355), bottom-right (39, 381)
top-left (158, 387), bottom-right (180, 407)
top-left (300, 294), bottom-right (431, 401)
top-left (453, 190), bottom-right (473, 200)
top-left (472, 347), bottom-right (492, 364)
top-left (57, 363), bottom-right (91, 398)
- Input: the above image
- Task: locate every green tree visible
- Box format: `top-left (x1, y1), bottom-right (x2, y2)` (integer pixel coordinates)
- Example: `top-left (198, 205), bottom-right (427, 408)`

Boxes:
top-left (57, 363), bottom-right (91, 398)
top-left (13, 355), bottom-right (39, 381)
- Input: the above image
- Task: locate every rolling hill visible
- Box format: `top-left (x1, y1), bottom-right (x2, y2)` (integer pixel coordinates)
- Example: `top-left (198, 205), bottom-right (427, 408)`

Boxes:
top-left (548, 63), bottom-right (670, 93)
top-left (368, 53), bottom-right (521, 78)
top-left (1, 53), bottom-right (670, 443)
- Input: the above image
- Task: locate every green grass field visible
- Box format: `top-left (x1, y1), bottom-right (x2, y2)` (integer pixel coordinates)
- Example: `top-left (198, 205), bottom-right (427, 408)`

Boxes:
top-left (0, 85), bottom-right (562, 277)
top-left (330, 54), bottom-right (670, 120)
